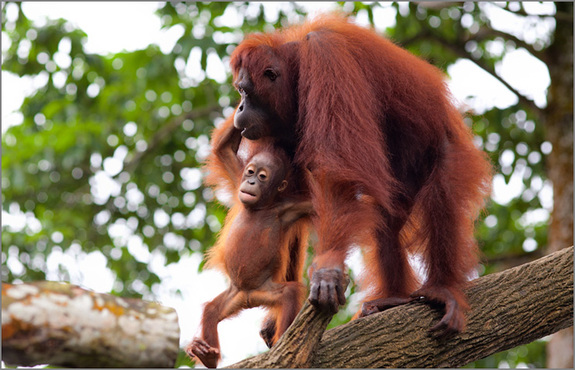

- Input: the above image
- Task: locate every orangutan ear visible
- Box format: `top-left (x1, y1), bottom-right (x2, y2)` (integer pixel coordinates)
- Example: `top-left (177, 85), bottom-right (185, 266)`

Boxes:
top-left (278, 180), bottom-right (288, 192)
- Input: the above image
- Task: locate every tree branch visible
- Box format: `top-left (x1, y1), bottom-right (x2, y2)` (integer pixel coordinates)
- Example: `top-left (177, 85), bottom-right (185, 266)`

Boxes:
top-left (229, 246), bottom-right (573, 368)
top-left (229, 277), bottom-right (349, 368)
top-left (228, 300), bottom-right (336, 368)
top-left (471, 27), bottom-right (547, 64)
top-left (402, 28), bottom-right (542, 115)
top-left (1, 281), bottom-right (180, 368)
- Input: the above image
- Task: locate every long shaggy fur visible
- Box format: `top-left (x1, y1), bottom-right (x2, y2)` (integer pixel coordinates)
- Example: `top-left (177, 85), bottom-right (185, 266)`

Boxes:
top-left (229, 14), bottom-right (492, 330)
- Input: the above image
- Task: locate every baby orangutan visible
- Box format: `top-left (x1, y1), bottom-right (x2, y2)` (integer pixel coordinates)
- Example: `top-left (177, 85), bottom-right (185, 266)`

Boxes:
top-left (186, 124), bottom-right (312, 368)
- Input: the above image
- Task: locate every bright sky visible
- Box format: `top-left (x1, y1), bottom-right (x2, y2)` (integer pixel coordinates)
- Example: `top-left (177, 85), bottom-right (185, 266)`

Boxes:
top-left (1, 2), bottom-right (554, 367)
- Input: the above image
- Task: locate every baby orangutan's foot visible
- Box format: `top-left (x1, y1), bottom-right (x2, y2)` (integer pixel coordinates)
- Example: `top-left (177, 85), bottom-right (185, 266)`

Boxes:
top-left (259, 316), bottom-right (277, 349)
top-left (359, 296), bottom-right (412, 317)
top-left (186, 338), bottom-right (220, 368)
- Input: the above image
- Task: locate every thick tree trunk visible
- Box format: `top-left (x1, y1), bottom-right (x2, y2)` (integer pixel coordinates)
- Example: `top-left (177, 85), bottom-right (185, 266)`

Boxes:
top-left (229, 246), bottom-right (573, 368)
top-left (544, 3), bottom-right (574, 368)
top-left (2, 281), bottom-right (180, 368)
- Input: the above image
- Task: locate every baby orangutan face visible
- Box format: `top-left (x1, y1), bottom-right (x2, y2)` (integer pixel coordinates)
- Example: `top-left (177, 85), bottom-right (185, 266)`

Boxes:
top-left (238, 152), bottom-right (288, 208)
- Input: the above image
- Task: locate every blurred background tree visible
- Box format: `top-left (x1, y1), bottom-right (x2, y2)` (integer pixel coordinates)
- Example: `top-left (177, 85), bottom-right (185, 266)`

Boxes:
top-left (2, 2), bottom-right (571, 368)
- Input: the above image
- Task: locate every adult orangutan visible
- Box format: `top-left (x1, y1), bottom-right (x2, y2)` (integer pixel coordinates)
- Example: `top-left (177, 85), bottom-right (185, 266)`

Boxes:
top-left (223, 14), bottom-right (492, 334)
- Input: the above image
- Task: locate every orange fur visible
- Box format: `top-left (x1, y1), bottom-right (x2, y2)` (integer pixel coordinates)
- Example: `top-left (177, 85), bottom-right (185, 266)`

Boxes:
top-left (189, 133), bottom-right (312, 367)
top-left (204, 116), bottom-right (241, 206)
top-left (228, 14), bottom-right (493, 333)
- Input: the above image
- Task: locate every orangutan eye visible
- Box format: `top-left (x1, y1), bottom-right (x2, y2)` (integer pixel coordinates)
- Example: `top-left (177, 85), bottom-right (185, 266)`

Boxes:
top-left (264, 69), bottom-right (278, 81)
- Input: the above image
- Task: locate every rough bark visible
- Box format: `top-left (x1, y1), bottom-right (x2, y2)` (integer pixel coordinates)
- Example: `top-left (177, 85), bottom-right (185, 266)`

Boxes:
top-left (229, 299), bottom-right (336, 368)
top-left (228, 246), bottom-right (573, 368)
top-left (1, 281), bottom-right (180, 368)
top-left (544, 3), bottom-right (574, 368)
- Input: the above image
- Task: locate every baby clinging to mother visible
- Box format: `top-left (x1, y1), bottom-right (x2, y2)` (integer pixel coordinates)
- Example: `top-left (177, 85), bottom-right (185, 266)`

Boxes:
top-left (189, 12), bottom-right (492, 367)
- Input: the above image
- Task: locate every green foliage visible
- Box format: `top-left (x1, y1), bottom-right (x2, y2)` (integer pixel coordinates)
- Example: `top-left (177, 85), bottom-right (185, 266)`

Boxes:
top-left (2, 1), bottom-right (560, 367)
